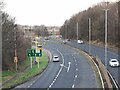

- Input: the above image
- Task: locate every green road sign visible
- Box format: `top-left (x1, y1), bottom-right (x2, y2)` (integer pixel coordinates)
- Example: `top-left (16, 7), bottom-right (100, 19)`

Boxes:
top-left (27, 49), bottom-right (42, 57)
top-left (36, 49), bottom-right (42, 57)
top-left (27, 49), bottom-right (35, 57)
top-left (35, 53), bottom-right (42, 57)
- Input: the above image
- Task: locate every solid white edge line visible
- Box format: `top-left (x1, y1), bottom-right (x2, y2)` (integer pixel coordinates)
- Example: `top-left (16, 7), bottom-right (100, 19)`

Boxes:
top-left (83, 51), bottom-right (104, 89)
top-left (107, 70), bottom-right (119, 89)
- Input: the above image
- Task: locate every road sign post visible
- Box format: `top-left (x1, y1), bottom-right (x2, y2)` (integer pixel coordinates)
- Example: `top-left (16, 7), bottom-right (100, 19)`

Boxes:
top-left (27, 48), bottom-right (42, 69)
top-left (27, 49), bottom-right (35, 69)
top-left (38, 57), bottom-right (40, 68)
top-left (14, 56), bottom-right (18, 71)
top-left (30, 57), bottom-right (32, 68)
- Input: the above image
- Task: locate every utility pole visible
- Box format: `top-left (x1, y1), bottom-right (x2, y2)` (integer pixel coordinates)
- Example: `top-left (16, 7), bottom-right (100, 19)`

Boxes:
top-left (65, 24), bottom-right (67, 39)
top-left (89, 18), bottom-right (91, 55)
top-left (66, 24), bottom-right (67, 39)
top-left (14, 25), bottom-right (18, 71)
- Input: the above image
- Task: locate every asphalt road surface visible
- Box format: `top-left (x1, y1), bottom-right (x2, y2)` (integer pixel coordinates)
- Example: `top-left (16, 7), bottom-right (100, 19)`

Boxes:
top-left (13, 40), bottom-right (99, 89)
top-left (65, 40), bottom-right (120, 87)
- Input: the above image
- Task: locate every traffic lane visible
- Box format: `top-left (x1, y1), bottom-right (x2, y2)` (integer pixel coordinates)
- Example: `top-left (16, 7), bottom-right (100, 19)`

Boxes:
top-left (69, 40), bottom-right (119, 63)
top-left (14, 47), bottom-right (62, 89)
top-left (51, 54), bottom-right (76, 88)
top-left (67, 40), bottom-right (120, 86)
top-left (73, 53), bottom-right (97, 88)
top-left (45, 41), bottom-right (76, 88)
top-left (30, 47), bottom-right (62, 88)
top-left (70, 40), bottom-right (119, 55)
top-left (46, 41), bottom-right (97, 88)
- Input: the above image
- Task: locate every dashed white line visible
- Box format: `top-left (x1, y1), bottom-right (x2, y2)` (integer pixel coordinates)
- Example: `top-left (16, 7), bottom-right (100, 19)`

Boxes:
top-left (30, 83), bottom-right (33, 86)
top-left (72, 84), bottom-right (75, 88)
top-left (75, 75), bottom-right (77, 78)
top-left (51, 83), bottom-right (53, 86)
top-left (55, 76), bottom-right (57, 79)
top-left (49, 85), bottom-right (52, 88)
top-left (76, 64), bottom-right (77, 66)
top-left (27, 86), bottom-right (30, 88)
top-left (33, 81), bottom-right (35, 83)
top-left (48, 49), bottom-right (64, 89)
top-left (54, 78), bottom-right (56, 81)
top-left (76, 68), bottom-right (78, 71)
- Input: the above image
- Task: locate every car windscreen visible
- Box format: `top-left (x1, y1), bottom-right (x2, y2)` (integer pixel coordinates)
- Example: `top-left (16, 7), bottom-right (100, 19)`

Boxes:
top-left (54, 57), bottom-right (58, 59)
top-left (111, 60), bottom-right (117, 62)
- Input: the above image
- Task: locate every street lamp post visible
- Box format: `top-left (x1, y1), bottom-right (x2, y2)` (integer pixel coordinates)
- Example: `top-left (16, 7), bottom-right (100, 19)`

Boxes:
top-left (104, 9), bottom-right (109, 68)
top-left (88, 18), bottom-right (91, 54)
top-left (65, 24), bottom-right (67, 39)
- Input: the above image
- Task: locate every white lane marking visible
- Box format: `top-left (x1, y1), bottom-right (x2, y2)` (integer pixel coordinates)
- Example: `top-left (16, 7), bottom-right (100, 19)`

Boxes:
top-left (67, 62), bottom-right (71, 72)
top-left (52, 80), bottom-right (55, 84)
top-left (49, 85), bottom-right (51, 88)
top-left (51, 82), bottom-right (53, 86)
top-left (72, 84), bottom-right (75, 88)
top-left (30, 83), bottom-right (33, 86)
top-left (60, 63), bottom-right (68, 68)
top-left (27, 86), bottom-right (30, 88)
top-left (54, 78), bottom-right (56, 81)
top-left (76, 68), bottom-right (78, 71)
top-left (76, 64), bottom-right (77, 66)
top-left (75, 75), bottom-right (77, 78)
top-left (32, 81), bottom-right (35, 83)
top-left (48, 49), bottom-right (64, 88)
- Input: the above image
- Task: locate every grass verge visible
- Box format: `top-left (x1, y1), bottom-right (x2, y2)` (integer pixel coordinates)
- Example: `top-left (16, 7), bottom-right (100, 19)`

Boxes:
top-left (2, 51), bottom-right (48, 89)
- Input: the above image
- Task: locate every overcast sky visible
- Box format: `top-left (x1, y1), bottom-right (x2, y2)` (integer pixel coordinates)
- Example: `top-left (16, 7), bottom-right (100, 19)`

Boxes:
top-left (3, 0), bottom-right (117, 26)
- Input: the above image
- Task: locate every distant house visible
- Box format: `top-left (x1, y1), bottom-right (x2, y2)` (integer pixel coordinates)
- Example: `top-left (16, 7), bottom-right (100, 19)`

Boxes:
top-left (47, 26), bottom-right (60, 35)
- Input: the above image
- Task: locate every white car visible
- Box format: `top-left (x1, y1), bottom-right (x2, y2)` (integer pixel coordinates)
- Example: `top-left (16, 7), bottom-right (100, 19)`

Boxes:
top-left (109, 59), bottom-right (119, 67)
top-left (77, 40), bottom-right (83, 44)
top-left (53, 56), bottom-right (59, 62)
top-left (63, 40), bottom-right (67, 44)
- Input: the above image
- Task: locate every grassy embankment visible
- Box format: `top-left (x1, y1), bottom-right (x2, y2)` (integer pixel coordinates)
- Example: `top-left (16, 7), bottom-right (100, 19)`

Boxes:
top-left (1, 51), bottom-right (48, 89)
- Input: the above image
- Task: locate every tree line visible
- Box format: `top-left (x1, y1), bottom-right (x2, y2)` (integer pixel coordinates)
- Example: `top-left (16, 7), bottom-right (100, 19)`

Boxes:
top-left (60, 2), bottom-right (119, 48)
top-left (34, 25), bottom-right (49, 37)
top-left (1, 2), bottom-right (31, 70)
